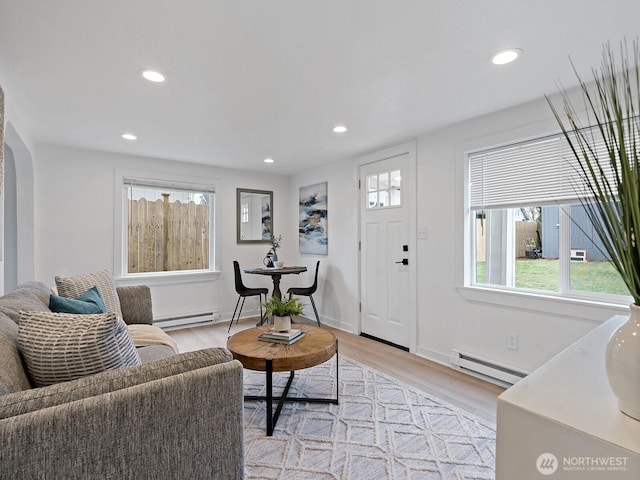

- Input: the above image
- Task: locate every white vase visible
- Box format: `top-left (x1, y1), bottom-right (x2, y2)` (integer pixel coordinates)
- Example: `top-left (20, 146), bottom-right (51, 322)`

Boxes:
top-left (273, 315), bottom-right (291, 332)
top-left (605, 304), bottom-right (640, 421)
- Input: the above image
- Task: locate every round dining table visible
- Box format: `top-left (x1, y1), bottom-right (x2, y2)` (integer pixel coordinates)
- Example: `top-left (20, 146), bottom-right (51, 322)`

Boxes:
top-left (243, 266), bottom-right (307, 299)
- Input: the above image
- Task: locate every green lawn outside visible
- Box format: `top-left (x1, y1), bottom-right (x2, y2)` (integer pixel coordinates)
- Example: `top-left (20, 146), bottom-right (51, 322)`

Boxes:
top-left (476, 259), bottom-right (629, 295)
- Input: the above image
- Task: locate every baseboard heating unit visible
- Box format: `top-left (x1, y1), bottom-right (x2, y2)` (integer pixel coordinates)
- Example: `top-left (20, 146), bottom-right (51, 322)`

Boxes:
top-left (154, 311), bottom-right (219, 329)
top-left (449, 349), bottom-right (528, 387)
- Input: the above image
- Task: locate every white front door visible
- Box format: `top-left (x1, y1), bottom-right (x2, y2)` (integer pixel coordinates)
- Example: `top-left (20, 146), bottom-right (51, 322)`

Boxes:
top-left (359, 150), bottom-right (414, 349)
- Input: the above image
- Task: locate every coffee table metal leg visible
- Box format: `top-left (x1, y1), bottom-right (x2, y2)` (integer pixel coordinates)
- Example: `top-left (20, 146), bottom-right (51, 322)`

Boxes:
top-left (265, 360), bottom-right (295, 436)
top-left (244, 344), bottom-right (340, 436)
top-left (272, 371), bottom-right (295, 430)
top-left (335, 340), bottom-right (339, 402)
top-left (268, 346), bottom-right (340, 407)
top-left (266, 359), bottom-right (273, 436)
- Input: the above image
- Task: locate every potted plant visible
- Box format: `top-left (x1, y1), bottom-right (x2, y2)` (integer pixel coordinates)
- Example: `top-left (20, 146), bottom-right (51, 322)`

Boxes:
top-left (547, 40), bottom-right (640, 420)
top-left (261, 296), bottom-right (305, 331)
top-left (270, 234), bottom-right (282, 262)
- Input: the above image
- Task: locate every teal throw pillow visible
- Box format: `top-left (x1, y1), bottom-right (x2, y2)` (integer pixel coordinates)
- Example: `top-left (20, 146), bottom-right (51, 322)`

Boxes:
top-left (49, 286), bottom-right (108, 314)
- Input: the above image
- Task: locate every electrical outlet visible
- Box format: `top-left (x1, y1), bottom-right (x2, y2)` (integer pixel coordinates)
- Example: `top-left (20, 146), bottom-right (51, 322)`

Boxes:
top-left (506, 332), bottom-right (518, 351)
top-left (417, 228), bottom-right (428, 239)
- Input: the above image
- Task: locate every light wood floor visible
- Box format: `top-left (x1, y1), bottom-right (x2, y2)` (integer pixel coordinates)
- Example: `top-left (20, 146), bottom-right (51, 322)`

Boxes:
top-left (167, 316), bottom-right (505, 424)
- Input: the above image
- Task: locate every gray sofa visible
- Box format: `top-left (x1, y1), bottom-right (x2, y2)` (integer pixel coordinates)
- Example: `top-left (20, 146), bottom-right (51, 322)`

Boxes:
top-left (0, 281), bottom-right (244, 480)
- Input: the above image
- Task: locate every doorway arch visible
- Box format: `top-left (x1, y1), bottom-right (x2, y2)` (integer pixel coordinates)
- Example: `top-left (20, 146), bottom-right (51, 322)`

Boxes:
top-left (3, 143), bottom-right (17, 291)
top-left (3, 122), bottom-right (35, 291)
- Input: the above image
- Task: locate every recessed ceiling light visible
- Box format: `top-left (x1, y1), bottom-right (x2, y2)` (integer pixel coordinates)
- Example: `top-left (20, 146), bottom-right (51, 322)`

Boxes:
top-left (264, 158), bottom-right (274, 164)
top-left (141, 69), bottom-right (166, 83)
top-left (122, 133), bottom-right (137, 140)
top-left (333, 125), bottom-right (347, 133)
top-left (491, 49), bottom-right (521, 65)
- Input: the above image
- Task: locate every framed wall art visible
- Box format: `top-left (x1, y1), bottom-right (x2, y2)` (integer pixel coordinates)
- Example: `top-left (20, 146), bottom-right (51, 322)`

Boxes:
top-left (298, 182), bottom-right (327, 255)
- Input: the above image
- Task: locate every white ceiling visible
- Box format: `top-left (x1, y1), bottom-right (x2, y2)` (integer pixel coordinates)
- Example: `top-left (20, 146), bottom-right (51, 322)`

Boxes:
top-left (1, 0), bottom-right (639, 174)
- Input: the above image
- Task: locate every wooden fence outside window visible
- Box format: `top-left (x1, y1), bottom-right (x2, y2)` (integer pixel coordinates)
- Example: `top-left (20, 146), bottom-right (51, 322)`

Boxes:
top-left (476, 219), bottom-right (540, 262)
top-left (128, 195), bottom-right (210, 273)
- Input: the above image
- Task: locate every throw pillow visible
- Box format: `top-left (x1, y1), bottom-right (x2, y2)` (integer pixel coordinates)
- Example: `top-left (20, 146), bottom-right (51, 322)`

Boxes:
top-left (18, 311), bottom-right (142, 387)
top-left (49, 286), bottom-right (108, 314)
top-left (55, 270), bottom-right (123, 319)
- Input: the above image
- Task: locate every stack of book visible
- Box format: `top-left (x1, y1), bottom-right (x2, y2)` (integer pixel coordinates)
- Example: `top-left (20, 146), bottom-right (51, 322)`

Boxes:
top-left (258, 328), bottom-right (305, 344)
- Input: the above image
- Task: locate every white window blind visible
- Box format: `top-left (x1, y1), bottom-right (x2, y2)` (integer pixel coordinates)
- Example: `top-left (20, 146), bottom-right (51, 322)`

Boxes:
top-left (123, 176), bottom-right (216, 194)
top-left (469, 128), bottom-right (623, 210)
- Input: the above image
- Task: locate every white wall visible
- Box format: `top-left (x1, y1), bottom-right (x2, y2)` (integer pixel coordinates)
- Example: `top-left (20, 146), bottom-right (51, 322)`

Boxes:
top-left (415, 96), bottom-right (627, 372)
top-left (32, 143), bottom-right (294, 321)
top-left (291, 95), bottom-right (628, 374)
top-left (289, 165), bottom-right (360, 331)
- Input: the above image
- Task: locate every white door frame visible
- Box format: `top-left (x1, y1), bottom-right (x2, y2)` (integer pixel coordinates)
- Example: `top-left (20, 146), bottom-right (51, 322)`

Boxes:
top-left (356, 140), bottom-right (417, 353)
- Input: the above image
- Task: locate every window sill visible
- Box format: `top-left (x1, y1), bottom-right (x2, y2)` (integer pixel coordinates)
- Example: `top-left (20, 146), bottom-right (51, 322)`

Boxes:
top-left (115, 270), bottom-right (221, 286)
top-left (456, 285), bottom-right (630, 322)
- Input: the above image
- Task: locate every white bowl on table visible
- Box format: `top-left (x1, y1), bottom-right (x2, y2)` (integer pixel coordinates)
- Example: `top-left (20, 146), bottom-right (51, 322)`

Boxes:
top-left (274, 261), bottom-right (284, 268)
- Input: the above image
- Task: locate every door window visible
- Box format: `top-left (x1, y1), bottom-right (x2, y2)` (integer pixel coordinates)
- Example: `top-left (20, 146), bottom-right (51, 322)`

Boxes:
top-left (366, 170), bottom-right (401, 209)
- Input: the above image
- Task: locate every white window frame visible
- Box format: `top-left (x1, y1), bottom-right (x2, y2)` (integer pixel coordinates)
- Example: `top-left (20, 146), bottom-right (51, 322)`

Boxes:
top-left (114, 169), bottom-right (220, 285)
top-left (455, 129), bottom-right (630, 322)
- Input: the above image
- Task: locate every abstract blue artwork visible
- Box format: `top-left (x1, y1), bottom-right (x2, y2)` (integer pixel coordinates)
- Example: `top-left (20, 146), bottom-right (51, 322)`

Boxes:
top-left (298, 182), bottom-right (328, 255)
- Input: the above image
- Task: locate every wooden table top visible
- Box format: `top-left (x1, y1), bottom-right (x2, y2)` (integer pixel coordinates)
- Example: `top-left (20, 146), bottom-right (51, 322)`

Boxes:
top-left (226, 324), bottom-right (337, 372)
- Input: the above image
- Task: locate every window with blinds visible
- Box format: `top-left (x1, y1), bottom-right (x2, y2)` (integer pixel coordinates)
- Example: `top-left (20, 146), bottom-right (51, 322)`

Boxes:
top-left (467, 127), bottom-right (630, 300)
top-left (468, 128), bottom-right (621, 211)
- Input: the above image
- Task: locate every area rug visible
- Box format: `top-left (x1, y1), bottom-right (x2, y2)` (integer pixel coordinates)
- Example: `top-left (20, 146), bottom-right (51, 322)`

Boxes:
top-left (243, 355), bottom-right (496, 479)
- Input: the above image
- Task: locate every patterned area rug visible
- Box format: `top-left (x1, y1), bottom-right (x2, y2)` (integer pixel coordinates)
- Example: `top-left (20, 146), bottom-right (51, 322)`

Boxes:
top-left (243, 355), bottom-right (496, 479)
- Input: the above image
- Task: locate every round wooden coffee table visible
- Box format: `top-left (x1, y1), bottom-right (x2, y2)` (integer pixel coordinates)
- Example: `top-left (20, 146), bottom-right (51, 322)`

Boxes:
top-left (227, 324), bottom-right (338, 436)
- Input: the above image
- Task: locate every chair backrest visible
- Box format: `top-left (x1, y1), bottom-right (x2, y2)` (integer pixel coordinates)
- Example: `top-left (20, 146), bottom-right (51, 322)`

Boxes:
top-left (309, 260), bottom-right (320, 293)
top-left (233, 261), bottom-right (246, 294)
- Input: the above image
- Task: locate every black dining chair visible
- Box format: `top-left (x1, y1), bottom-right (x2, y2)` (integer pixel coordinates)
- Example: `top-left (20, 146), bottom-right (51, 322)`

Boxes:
top-left (287, 260), bottom-right (321, 327)
top-left (229, 261), bottom-right (269, 332)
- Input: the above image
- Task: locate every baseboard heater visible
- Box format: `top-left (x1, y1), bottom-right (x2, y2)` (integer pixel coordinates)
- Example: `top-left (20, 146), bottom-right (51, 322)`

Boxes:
top-left (154, 311), bottom-right (219, 329)
top-left (449, 349), bottom-right (528, 387)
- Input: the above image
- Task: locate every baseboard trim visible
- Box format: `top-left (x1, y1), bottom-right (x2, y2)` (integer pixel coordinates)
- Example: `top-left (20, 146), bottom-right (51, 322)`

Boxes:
top-left (414, 345), bottom-right (452, 367)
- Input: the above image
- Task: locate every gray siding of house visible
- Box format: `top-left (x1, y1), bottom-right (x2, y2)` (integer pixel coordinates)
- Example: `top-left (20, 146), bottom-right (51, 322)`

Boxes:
top-left (541, 205), bottom-right (607, 262)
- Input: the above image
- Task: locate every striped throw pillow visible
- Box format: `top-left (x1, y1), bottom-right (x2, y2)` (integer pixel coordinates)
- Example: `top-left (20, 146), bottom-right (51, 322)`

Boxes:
top-left (55, 270), bottom-right (123, 319)
top-left (18, 311), bottom-right (141, 387)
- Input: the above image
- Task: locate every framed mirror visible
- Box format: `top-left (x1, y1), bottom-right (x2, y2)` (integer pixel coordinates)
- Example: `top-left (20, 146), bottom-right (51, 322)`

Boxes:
top-left (237, 188), bottom-right (273, 243)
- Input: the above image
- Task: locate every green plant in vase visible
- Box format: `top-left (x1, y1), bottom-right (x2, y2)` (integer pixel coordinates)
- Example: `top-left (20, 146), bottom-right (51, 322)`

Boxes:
top-left (261, 296), bottom-right (305, 331)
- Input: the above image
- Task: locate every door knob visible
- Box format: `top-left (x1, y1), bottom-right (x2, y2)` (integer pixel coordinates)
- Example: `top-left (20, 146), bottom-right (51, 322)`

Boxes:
top-left (395, 259), bottom-right (409, 265)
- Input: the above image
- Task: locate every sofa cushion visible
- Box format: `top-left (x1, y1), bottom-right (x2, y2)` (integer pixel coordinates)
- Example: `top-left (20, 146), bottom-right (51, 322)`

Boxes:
top-left (137, 344), bottom-right (177, 363)
top-left (0, 281), bottom-right (51, 324)
top-left (0, 313), bottom-right (32, 395)
top-left (49, 286), bottom-right (108, 314)
top-left (116, 285), bottom-right (153, 325)
top-left (55, 270), bottom-right (123, 319)
top-left (18, 311), bottom-right (141, 387)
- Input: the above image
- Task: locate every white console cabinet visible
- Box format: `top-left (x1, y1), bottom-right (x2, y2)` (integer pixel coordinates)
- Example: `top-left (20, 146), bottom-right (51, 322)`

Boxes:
top-left (497, 316), bottom-right (640, 479)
